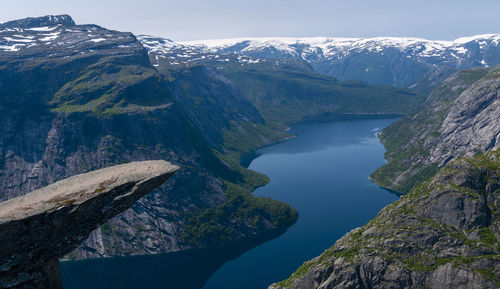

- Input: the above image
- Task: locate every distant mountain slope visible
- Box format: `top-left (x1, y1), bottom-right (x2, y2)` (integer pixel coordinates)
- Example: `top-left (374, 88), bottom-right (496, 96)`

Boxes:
top-left (371, 66), bottom-right (500, 192)
top-left (139, 34), bottom-right (500, 86)
top-left (217, 61), bottom-right (421, 126)
top-left (144, 41), bottom-right (426, 129)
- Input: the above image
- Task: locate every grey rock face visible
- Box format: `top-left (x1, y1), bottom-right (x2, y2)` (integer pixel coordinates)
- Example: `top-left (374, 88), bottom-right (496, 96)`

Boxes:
top-left (371, 66), bottom-right (499, 192)
top-left (0, 161), bottom-right (178, 289)
top-left (270, 151), bottom-right (499, 289)
top-left (435, 75), bottom-right (500, 163)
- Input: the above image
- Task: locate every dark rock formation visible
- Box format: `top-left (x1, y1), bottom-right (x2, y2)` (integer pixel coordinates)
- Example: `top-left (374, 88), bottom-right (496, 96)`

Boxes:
top-left (270, 150), bottom-right (499, 289)
top-left (0, 161), bottom-right (178, 289)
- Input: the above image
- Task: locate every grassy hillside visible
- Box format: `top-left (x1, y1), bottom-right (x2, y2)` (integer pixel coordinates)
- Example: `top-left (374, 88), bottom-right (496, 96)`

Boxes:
top-left (218, 61), bottom-right (424, 127)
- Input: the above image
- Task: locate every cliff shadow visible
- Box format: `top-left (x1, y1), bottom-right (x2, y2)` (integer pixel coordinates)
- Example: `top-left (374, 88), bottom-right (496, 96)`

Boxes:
top-left (60, 228), bottom-right (287, 289)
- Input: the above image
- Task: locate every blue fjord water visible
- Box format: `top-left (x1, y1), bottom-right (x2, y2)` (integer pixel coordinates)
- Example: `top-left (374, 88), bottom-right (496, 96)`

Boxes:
top-left (61, 118), bottom-right (400, 289)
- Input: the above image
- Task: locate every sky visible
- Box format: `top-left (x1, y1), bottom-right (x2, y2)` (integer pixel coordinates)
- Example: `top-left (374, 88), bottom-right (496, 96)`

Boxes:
top-left (1, 0), bottom-right (500, 41)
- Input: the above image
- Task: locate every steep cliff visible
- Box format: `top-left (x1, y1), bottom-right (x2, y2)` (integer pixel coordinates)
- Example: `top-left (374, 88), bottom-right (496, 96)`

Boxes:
top-left (0, 161), bottom-right (178, 289)
top-left (0, 15), bottom-right (297, 260)
top-left (271, 150), bottom-right (500, 289)
top-left (371, 66), bottom-right (500, 192)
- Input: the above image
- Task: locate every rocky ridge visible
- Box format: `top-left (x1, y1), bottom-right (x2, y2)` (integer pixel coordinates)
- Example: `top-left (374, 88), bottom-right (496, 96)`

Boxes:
top-left (0, 14), bottom-right (141, 56)
top-left (0, 161), bottom-right (178, 289)
top-left (371, 66), bottom-right (500, 192)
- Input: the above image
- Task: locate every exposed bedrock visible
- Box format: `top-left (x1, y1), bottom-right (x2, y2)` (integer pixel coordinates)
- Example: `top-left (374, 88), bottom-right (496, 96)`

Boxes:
top-left (270, 151), bottom-right (499, 289)
top-left (0, 160), bottom-right (178, 289)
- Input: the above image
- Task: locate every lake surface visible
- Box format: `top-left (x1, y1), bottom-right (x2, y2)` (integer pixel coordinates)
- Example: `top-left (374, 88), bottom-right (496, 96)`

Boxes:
top-left (61, 118), bottom-right (400, 289)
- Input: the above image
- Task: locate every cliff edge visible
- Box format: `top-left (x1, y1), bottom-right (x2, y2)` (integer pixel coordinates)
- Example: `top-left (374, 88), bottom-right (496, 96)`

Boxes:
top-left (0, 160), bottom-right (178, 289)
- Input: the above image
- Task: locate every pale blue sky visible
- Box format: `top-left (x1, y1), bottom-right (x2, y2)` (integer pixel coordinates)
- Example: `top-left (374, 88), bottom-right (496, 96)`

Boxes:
top-left (1, 0), bottom-right (499, 41)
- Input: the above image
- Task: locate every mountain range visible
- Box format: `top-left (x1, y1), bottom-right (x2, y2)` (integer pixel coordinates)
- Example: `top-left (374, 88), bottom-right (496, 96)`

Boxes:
top-left (0, 14), bottom-right (498, 289)
top-left (139, 33), bottom-right (500, 87)
top-left (0, 15), bottom-right (419, 260)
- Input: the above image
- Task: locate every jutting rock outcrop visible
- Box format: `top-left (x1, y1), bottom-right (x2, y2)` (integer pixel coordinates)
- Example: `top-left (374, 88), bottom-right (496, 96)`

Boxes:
top-left (0, 160), bottom-right (178, 289)
top-left (270, 150), bottom-right (499, 289)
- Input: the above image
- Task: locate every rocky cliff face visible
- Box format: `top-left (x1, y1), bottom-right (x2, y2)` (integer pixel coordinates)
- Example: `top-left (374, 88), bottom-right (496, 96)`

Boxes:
top-left (0, 161), bottom-right (178, 289)
top-left (371, 66), bottom-right (500, 192)
top-left (0, 15), bottom-right (298, 260)
top-left (270, 150), bottom-right (500, 289)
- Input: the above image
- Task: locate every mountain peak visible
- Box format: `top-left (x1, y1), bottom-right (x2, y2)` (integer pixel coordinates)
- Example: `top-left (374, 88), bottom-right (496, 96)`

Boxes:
top-left (0, 15), bottom-right (75, 29)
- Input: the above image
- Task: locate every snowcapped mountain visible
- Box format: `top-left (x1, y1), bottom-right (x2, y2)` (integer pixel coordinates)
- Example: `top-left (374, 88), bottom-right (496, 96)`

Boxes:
top-left (139, 34), bottom-right (500, 86)
top-left (3, 14), bottom-right (498, 87)
top-left (0, 15), bottom-right (143, 58)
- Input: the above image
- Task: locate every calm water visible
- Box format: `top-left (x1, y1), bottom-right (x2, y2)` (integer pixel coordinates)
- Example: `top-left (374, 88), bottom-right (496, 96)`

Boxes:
top-left (61, 118), bottom-right (399, 289)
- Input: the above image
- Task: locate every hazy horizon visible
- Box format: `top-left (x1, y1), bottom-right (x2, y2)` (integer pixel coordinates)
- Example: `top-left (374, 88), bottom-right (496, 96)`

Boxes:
top-left (1, 0), bottom-right (500, 41)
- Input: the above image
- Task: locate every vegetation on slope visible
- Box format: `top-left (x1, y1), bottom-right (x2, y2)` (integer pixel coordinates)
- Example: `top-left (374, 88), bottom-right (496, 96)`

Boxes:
top-left (371, 67), bottom-right (492, 192)
top-left (181, 181), bottom-right (298, 246)
top-left (50, 57), bottom-right (173, 117)
top-left (219, 61), bottom-right (424, 126)
top-left (152, 59), bottom-right (427, 247)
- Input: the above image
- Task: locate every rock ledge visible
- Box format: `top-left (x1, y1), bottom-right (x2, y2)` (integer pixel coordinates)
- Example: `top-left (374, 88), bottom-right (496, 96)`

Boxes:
top-left (0, 160), bottom-right (178, 289)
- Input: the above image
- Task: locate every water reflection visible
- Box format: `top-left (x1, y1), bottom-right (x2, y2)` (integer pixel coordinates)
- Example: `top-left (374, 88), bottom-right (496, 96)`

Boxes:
top-left (258, 118), bottom-right (391, 155)
top-left (61, 230), bottom-right (286, 289)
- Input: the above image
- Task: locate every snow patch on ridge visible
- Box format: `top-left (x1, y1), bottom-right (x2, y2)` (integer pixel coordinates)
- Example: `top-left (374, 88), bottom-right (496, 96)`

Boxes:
top-left (138, 33), bottom-right (500, 68)
top-left (90, 38), bottom-right (106, 43)
top-left (27, 25), bottom-right (60, 32)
